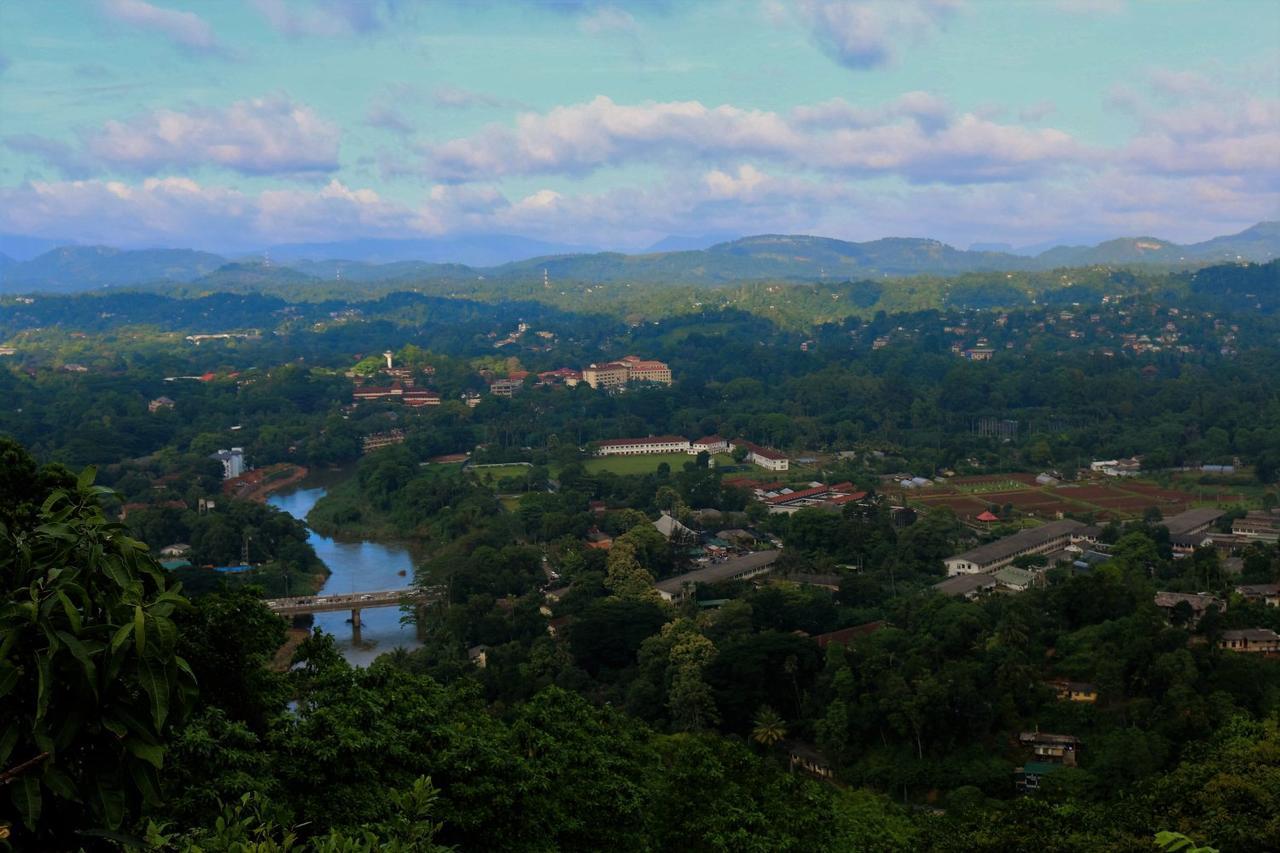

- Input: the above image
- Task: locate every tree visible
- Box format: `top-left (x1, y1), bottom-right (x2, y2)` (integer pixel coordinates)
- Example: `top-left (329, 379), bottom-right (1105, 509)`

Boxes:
top-left (751, 705), bottom-right (787, 748)
top-left (604, 540), bottom-right (658, 601)
top-left (0, 468), bottom-right (197, 845)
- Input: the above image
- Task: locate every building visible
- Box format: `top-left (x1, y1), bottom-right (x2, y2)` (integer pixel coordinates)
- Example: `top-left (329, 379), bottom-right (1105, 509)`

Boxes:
top-left (1218, 628), bottom-right (1280, 654)
top-left (690, 435), bottom-right (728, 455)
top-left (1018, 731), bottom-right (1080, 767)
top-left (210, 447), bottom-right (245, 480)
top-left (581, 356), bottom-right (673, 389)
top-left (352, 382), bottom-right (405, 402)
top-left (944, 519), bottom-right (1086, 576)
top-left (148, 396), bottom-right (175, 413)
top-left (731, 439), bottom-right (790, 472)
top-left (785, 742), bottom-right (836, 782)
top-left (402, 389), bottom-right (440, 407)
top-left (992, 565), bottom-right (1037, 591)
top-left (933, 573), bottom-right (997, 599)
top-left (811, 621), bottom-right (886, 649)
top-left (489, 378), bottom-right (524, 397)
top-left (1162, 507), bottom-right (1226, 538)
top-left (1235, 583), bottom-right (1280, 607)
top-left (1232, 509), bottom-right (1280, 541)
top-left (361, 429), bottom-right (406, 454)
top-left (654, 550), bottom-right (781, 601)
top-left (1047, 680), bottom-right (1099, 703)
top-left (653, 513), bottom-right (698, 544)
top-left (1153, 591), bottom-right (1225, 620)
top-left (595, 435), bottom-right (691, 456)
top-left (582, 361), bottom-right (631, 390)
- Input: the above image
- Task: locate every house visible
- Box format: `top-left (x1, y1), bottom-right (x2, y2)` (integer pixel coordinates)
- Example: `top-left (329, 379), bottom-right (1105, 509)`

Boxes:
top-left (785, 741), bottom-right (836, 782)
top-left (1218, 628), bottom-right (1280, 654)
top-left (595, 435), bottom-right (691, 456)
top-left (653, 513), bottom-right (698, 543)
top-left (352, 382), bottom-right (405, 402)
top-left (489, 378), bottom-right (524, 397)
top-left (1232, 509), bottom-right (1280, 541)
top-left (1047, 679), bottom-right (1099, 703)
top-left (1018, 731), bottom-right (1080, 767)
top-left (1235, 583), bottom-right (1280, 607)
top-left (160, 543), bottom-right (191, 558)
top-left (730, 439), bottom-right (789, 472)
top-left (690, 435), bottom-right (729, 455)
top-left (993, 566), bottom-right (1037, 592)
top-left (1162, 507), bottom-right (1226, 538)
top-left (148, 396), bottom-right (175, 413)
top-left (1153, 591), bottom-right (1225, 621)
top-left (362, 429), bottom-right (406, 454)
top-left (933, 573), bottom-right (997, 599)
top-left (944, 519), bottom-right (1086, 576)
top-left (653, 550), bottom-right (781, 601)
top-left (467, 645), bottom-right (489, 668)
top-left (209, 447), bottom-right (245, 480)
top-left (401, 389), bottom-right (441, 407)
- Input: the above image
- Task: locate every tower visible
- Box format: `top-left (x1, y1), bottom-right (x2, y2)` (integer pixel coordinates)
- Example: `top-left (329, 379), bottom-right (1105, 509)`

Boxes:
top-left (384, 350), bottom-right (394, 369)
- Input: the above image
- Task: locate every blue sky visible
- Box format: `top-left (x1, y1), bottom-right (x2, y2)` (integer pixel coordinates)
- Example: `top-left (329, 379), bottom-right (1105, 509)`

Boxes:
top-left (1, 0), bottom-right (1277, 253)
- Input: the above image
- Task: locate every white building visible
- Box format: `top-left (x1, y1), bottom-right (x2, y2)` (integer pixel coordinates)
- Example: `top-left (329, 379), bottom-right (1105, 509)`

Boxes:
top-left (730, 439), bottom-right (789, 472)
top-left (210, 447), bottom-right (245, 480)
top-left (689, 435), bottom-right (728, 454)
top-left (595, 435), bottom-right (691, 456)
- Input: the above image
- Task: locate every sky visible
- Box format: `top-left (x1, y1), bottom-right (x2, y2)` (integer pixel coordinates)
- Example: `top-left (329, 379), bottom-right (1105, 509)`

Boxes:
top-left (0, 0), bottom-right (1278, 254)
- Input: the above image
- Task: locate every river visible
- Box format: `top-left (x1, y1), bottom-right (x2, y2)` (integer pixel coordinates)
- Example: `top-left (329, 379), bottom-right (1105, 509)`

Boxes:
top-left (268, 483), bottom-right (422, 666)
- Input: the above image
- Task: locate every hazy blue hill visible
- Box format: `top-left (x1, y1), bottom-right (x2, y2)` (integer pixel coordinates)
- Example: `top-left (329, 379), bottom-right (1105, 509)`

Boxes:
top-left (285, 258), bottom-right (474, 283)
top-left (0, 253), bottom-right (15, 272)
top-left (0, 246), bottom-right (227, 292)
top-left (261, 234), bottom-right (596, 266)
top-left (1035, 237), bottom-right (1180, 266)
top-left (1185, 221), bottom-right (1280, 262)
top-left (190, 261), bottom-right (323, 290)
top-left (645, 234), bottom-right (735, 252)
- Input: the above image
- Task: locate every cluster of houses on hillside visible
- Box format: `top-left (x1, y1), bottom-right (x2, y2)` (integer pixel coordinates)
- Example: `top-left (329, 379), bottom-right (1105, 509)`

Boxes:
top-left (351, 352), bottom-right (673, 406)
top-left (593, 434), bottom-right (790, 472)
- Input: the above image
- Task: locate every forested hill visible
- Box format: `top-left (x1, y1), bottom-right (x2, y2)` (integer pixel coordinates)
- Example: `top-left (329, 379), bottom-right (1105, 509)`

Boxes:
top-left (1, 222), bottom-right (1276, 293)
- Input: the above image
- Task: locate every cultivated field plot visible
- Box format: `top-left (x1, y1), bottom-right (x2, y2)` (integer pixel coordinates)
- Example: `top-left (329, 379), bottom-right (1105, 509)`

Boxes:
top-left (582, 452), bottom-right (737, 476)
top-left (905, 476), bottom-right (1219, 521)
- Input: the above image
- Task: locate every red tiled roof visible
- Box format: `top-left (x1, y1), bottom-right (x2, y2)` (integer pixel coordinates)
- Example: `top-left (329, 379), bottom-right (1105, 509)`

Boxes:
top-left (813, 621), bottom-right (886, 648)
top-left (977, 510), bottom-right (1000, 522)
top-left (827, 492), bottom-right (869, 504)
top-left (692, 435), bottom-right (725, 445)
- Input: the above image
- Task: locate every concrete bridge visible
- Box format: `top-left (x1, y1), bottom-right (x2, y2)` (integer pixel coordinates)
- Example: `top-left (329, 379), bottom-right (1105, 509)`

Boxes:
top-left (265, 586), bottom-right (444, 639)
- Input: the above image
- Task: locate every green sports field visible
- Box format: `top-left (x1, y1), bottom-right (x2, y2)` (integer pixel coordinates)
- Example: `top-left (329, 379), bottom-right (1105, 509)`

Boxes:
top-left (582, 452), bottom-right (736, 476)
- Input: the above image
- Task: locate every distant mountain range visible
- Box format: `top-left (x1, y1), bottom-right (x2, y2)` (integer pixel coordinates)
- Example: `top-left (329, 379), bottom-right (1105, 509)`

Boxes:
top-left (1, 222), bottom-right (1275, 294)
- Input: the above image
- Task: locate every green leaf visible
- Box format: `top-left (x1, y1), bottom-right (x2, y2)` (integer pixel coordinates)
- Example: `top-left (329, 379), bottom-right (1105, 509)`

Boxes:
top-left (110, 621), bottom-right (134, 655)
top-left (0, 725), bottom-right (18, 765)
top-left (55, 631), bottom-right (97, 696)
top-left (89, 780), bottom-right (126, 830)
top-left (128, 759), bottom-right (162, 806)
top-left (125, 738), bottom-right (165, 770)
top-left (137, 657), bottom-right (170, 730)
top-left (42, 763), bottom-right (79, 801)
top-left (34, 651), bottom-right (51, 722)
top-left (0, 661), bottom-right (19, 699)
top-left (134, 605), bottom-right (145, 657)
top-left (76, 465), bottom-right (98, 490)
top-left (11, 775), bottom-right (42, 829)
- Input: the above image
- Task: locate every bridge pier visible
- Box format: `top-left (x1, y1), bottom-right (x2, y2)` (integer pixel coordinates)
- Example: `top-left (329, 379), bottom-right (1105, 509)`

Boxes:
top-left (351, 608), bottom-right (362, 643)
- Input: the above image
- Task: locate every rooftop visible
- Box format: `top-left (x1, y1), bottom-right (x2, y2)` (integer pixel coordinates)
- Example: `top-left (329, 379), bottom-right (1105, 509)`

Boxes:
top-left (1162, 507), bottom-right (1226, 536)
top-left (654, 550), bottom-right (781, 595)
top-left (948, 519), bottom-right (1086, 568)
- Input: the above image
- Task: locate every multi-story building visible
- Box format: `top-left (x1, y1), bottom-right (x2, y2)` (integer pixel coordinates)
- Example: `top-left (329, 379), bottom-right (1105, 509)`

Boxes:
top-left (210, 448), bottom-right (245, 480)
top-left (690, 435), bottom-right (728, 454)
top-left (581, 356), bottom-right (673, 389)
top-left (1232, 509), bottom-right (1280, 541)
top-left (402, 389), bottom-right (441, 407)
top-left (730, 439), bottom-right (789, 472)
top-left (944, 519), bottom-right (1086, 576)
top-left (582, 361), bottom-right (632, 390)
top-left (595, 436), bottom-right (691, 456)
top-left (488, 378), bottom-right (524, 397)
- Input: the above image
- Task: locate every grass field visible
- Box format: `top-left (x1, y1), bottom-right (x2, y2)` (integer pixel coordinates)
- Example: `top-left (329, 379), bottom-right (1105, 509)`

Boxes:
top-left (468, 463), bottom-right (534, 483)
top-left (582, 452), bottom-right (737, 476)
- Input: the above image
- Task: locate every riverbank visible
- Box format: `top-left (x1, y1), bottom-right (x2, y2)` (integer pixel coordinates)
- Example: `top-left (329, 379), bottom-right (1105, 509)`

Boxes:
top-left (305, 472), bottom-right (421, 542)
top-left (224, 463), bottom-right (310, 503)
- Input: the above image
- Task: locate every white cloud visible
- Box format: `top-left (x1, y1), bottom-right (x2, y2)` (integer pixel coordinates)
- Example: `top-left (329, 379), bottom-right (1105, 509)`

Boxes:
top-left (423, 93), bottom-right (1087, 183)
top-left (99, 0), bottom-right (222, 54)
top-left (249, 0), bottom-right (401, 37)
top-left (579, 5), bottom-right (639, 36)
top-left (791, 0), bottom-right (962, 70)
top-left (87, 96), bottom-right (341, 175)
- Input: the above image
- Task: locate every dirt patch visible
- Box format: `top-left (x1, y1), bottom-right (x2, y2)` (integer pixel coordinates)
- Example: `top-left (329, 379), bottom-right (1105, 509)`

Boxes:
top-left (269, 627), bottom-right (310, 672)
